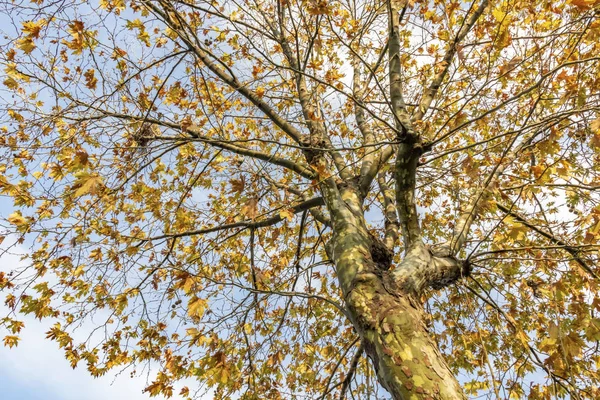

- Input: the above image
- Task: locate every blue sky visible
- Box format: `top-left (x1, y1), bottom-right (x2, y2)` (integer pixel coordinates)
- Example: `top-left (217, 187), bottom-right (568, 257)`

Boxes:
top-left (0, 239), bottom-right (177, 400)
top-left (0, 4), bottom-right (178, 397)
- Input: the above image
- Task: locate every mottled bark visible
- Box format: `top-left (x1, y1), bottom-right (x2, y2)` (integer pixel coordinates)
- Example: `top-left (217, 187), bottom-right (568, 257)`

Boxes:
top-left (307, 1), bottom-right (481, 394)
top-left (388, 0), bottom-right (422, 250)
top-left (325, 185), bottom-right (467, 399)
top-left (344, 276), bottom-right (466, 400)
top-left (394, 140), bottom-right (422, 248)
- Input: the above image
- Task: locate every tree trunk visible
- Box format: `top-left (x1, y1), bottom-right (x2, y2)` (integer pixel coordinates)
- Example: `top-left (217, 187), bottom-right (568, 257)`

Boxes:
top-left (327, 187), bottom-right (467, 399)
top-left (344, 272), bottom-right (466, 399)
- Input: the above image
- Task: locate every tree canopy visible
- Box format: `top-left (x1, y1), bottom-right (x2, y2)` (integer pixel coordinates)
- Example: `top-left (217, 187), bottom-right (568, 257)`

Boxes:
top-left (1, 0), bottom-right (600, 398)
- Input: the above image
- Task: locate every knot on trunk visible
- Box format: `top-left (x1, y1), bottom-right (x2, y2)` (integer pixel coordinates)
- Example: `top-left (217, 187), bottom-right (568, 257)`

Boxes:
top-left (392, 242), bottom-right (470, 295)
top-left (427, 251), bottom-right (471, 290)
top-left (369, 232), bottom-right (393, 271)
top-left (301, 136), bottom-right (327, 164)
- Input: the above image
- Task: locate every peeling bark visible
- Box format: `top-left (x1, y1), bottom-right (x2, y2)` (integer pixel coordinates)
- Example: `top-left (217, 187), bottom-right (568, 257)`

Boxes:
top-left (325, 186), bottom-right (468, 399)
top-left (345, 277), bottom-right (467, 400)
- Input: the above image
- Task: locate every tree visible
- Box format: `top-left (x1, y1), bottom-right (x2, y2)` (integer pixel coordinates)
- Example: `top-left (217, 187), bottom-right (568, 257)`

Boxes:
top-left (1, 0), bottom-right (599, 398)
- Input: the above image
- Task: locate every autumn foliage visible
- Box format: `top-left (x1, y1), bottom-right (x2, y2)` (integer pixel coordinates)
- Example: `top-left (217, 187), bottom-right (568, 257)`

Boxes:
top-left (1, 0), bottom-right (600, 399)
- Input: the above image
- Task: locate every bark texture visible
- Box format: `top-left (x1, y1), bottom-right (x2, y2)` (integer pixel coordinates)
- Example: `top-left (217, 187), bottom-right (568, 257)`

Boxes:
top-left (345, 278), bottom-right (466, 399)
top-left (325, 185), bottom-right (468, 400)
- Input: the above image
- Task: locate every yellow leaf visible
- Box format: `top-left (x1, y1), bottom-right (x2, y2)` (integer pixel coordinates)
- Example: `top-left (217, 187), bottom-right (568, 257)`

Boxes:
top-left (307, 0), bottom-right (332, 15)
top-left (187, 297), bottom-right (207, 319)
top-left (17, 37), bottom-right (36, 54)
top-left (73, 172), bottom-right (104, 197)
top-left (230, 177), bottom-right (245, 194)
top-left (22, 19), bottom-right (47, 38)
top-left (144, 382), bottom-right (163, 397)
top-left (563, 332), bottom-right (584, 357)
top-left (591, 118), bottom-right (600, 133)
top-left (186, 327), bottom-right (199, 337)
top-left (3, 77), bottom-right (19, 89)
top-left (125, 19), bottom-right (150, 46)
top-left (7, 212), bottom-right (27, 226)
top-left (506, 219), bottom-right (527, 241)
top-left (241, 197), bottom-right (258, 220)
top-left (438, 29), bottom-right (450, 41)
top-left (182, 276), bottom-right (195, 294)
top-left (569, 0), bottom-right (600, 10)
top-left (3, 335), bottom-right (20, 348)
top-left (492, 6), bottom-right (507, 22)
top-left (125, 19), bottom-right (144, 30)
top-left (5, 63), bottom-right (30, 83)
top-left (83, 69), bottom-right (97, 90)
top-left (73, 265), bottom-right (85, 277)
top-left (62, 20), bottom-right (97, 55)
top-left (219, 367), bottom-right (230, 383)
top-left (492, 3), bottom-right (512, 49)
top-left (48, 163), bottom-right (64, 181)
top-left (279, 209), bottom-right (294, 222)
top-left (8, 110), bottom-right (24, 122)
top-left (99, 0), bottom-right (126, 13)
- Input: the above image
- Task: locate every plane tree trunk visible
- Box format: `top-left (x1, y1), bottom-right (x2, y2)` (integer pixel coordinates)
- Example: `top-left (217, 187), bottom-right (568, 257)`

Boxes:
top-left (324, 183), bottom-right (469, 399)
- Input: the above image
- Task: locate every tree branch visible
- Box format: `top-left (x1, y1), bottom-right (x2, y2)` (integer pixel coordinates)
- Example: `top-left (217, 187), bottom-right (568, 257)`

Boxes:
top-left (273, 5), bottom-right (351, 180)
top-left (387, 0), bottom-right (413, 133)
top-left (138, 197), bottom-right (325, 242)
top-left (388, 1), bottom-right (422, 249)
top-left (142, 0), bottom-right (306, 145)
top-left (339, 341), bottom-right (365, 400)
top-left (412, 0), bottom-right (489, 122)
top-left (64, 105), bottom-right (317, 180)
top-left (495, 202), bottom-right (599, 280)
top-left (377, 173), bottom-right (400, 250)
